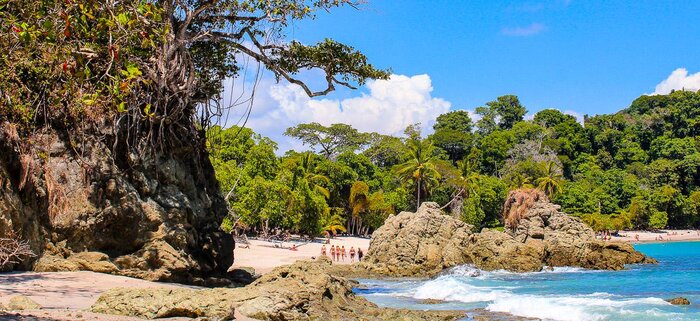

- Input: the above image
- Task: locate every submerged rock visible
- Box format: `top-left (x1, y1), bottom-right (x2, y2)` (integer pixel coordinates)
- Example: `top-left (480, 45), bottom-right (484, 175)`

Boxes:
top-left (667, 297), bottom-right (691, 305)
top-left (91, 257), bottom-right (465, 320)
top-left (7, 296), bottom-right (42, 310)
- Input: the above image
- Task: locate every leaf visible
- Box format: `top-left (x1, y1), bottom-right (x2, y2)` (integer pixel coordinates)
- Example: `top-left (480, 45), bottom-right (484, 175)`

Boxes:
top-left (117, 102), bottom-right (127, 113)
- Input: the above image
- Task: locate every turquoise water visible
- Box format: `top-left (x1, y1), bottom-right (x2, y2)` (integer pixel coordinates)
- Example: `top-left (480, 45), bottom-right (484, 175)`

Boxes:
top-left (355, 242), bottom-right (700, 321)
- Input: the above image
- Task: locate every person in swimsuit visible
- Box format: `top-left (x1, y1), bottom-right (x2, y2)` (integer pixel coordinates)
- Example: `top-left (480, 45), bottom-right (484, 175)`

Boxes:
top-left (330, 245), bottom-right (336, 261)
top-left (357, 248), bottom-right (364, 261)
top-left (321, 245), bottom-right (327, 256)
top-left (349, 247), bottom-right (356, 262)
top-left (341, 246), bottom-right (346, 261)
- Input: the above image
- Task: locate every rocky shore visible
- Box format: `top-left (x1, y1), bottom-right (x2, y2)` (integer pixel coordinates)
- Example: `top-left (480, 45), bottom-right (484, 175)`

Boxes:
top-left (89, 257), bottom-right (465, 321)
top-left (349, 196), bottom-right (655, 277)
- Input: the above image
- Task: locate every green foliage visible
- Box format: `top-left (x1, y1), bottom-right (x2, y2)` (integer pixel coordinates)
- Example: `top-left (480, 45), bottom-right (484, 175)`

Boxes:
top-left (3, 0), bottom-right (387, 156)
top-left (284, 122), bottom-right (370, 158)
top-left (211, 91), bottom-right (700, 236)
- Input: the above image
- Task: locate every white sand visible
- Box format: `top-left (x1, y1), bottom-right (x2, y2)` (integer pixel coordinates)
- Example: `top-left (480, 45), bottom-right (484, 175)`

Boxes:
top-left (232, 236), bottom-right (370, 275)
top-left (609, 229), bottom-right (700, 243)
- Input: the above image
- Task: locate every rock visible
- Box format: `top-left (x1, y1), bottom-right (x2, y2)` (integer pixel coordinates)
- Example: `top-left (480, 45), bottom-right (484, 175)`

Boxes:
top-left (34, 251), bottom-right (119, 274)
top-left (91, 287), bottom-right (235, 319)
top-left (227, 266), bottom-right (257, 284)
top-left (0, 123), bottom-right (233, 282)
top-left (92, 258), bottom-right (465, 321)
top-left (358, 192), bottom-right (655, 276)
top-left (7, 296), bottom-right (42, 310)
top-left (465, 229), bottom-right (545, 272)
top-left (363, 202), bottom-right (474, 276)
top-left (419, 299), bottom-right (445, 304)
top-left (667, 297), bottom-right (691, 305)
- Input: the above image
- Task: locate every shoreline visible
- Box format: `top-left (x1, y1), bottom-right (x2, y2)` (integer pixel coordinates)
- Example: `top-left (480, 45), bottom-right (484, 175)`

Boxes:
top-left (608, 229), bottom-right (700, 244)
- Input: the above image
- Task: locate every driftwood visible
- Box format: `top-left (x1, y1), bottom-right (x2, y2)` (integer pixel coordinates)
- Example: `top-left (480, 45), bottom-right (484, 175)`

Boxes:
top-left (0, 235), bottom-right (36, 268)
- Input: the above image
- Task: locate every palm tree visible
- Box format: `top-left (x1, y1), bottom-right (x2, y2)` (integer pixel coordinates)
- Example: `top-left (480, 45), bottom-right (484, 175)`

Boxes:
top-left (348, 181), bottom-right (392, 235)
top-left (294, 152), bottom-right (331, 199)
top-left (394, 138), bottom-right (441, 210)
top-left (536, 161), bottom-right (563, 198)
top-left (320, 208), bottom-right (347, 237)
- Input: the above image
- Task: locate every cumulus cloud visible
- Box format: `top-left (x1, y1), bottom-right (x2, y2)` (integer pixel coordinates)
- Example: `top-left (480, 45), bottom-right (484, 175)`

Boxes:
top-left (652, 68), bottom-right (700, 95)
top-left (501, 23), bottom-right (547, 36)
top-left (221, 74), bottom-right (451, 153)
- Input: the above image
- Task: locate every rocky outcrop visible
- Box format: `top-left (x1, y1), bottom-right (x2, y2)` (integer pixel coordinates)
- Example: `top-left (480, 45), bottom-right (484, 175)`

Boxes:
top-left (0, 122), bottom-right (233, 283)
top-left (667, 297), bottom-right (690, 305)
top-left (362, 202), bottom-right (474, 276)
top-left (6, 296), bottom-right (42, 310)
top-left (92, 257), bottom-right (465, 321)
top-left (503, 200), bottom-right (654, 270)
top-left (362, 195), bottom-right (655, 276)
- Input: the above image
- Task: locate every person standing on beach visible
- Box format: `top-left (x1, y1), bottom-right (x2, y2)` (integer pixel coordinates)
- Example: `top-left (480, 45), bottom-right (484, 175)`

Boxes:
top-left (330, 245), bottom-right (336, 261)
top-left (341, 246), bottom-right (347, 261)
top-left (357, 248), bottom-right (364, 261)
top-left (321, 245), bottom-right (327, 257)
top-left (349, 247), bottom-right (356, 262)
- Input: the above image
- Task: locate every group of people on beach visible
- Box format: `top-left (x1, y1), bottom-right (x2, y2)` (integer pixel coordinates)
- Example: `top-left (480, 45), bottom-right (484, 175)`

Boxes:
top-left (321, 244), bottom-right (363, 262)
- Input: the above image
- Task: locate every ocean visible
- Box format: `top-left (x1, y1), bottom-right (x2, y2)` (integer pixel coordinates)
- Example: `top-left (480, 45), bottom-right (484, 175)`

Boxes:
top-left (355, 241), bottom-right (700, 321)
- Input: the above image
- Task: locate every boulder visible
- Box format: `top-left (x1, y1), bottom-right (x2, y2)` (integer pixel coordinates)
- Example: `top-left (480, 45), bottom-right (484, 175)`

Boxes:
top-left (363, 202), bottom-right (474, 276)
top-left (92, 257), bottom-right (465, 321)
top-left (667, 297), bottom-right (691, 305)
top-left (7, 296), bottom-right (42, 310)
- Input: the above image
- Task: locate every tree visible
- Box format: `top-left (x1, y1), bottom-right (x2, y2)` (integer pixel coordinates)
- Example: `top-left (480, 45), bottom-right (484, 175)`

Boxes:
top-left (536, 161), bottom-right (564, 198)
top-left (285, 123), bottom-right (370, 159)
top-left (489, 95), bottom-right (527, 130)
top-left (320, 208), bottom-right (347, 236)
top-left (434, 110), bottom-right (474, 132)
top-left (394, 138), bottom-right (441, 210)
top-left (2, 0), bottom-right (388, 154)
top-left (363, 133), bottom-right (406, 168)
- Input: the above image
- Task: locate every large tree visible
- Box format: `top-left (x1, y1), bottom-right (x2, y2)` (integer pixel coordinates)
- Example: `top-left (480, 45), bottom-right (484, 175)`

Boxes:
top-left (285, 123), bottom-right (371, 159)
top-left (2, 0), bottom-right (388, 152)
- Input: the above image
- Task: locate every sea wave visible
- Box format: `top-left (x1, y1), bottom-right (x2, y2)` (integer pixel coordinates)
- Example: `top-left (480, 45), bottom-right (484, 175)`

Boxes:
top-left (485, 293), bottom-right (669, 321)
top-left (443, 264), bottom-right (597, 279)
top-left (408, 270), bottom-right (673, 321)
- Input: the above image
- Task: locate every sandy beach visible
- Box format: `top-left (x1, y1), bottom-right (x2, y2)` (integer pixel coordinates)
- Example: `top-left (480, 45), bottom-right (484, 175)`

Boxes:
top-left (232, 236), bottom-right (370, 275)
top-left (610, 229), bottom-right (700, 243)
top-left (0, 271), bottom-right (206, 321)
top-left (0, 237), bottom-right (369, 320)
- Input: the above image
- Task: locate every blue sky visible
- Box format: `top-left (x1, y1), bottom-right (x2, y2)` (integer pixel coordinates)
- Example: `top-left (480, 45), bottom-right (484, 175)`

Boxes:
top-left (222, 0), bottom-right (700, 152)
top-left (286, 0), bottom-right (700, 115)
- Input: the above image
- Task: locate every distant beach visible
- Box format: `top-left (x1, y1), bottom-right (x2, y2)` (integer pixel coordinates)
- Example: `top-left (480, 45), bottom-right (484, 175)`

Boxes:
top-left (231, 236), bottom-right (371, 275)
top-left (610, 229), bottom-right (700, 243)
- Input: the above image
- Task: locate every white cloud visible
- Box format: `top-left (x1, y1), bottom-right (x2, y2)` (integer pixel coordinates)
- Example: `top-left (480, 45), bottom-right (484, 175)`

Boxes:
top-left (651, 68), bottom-right (700, 95)
top-left (221, 74), bottom-right (451, 153)
top-left (501, 23), bottom-right (547, 37)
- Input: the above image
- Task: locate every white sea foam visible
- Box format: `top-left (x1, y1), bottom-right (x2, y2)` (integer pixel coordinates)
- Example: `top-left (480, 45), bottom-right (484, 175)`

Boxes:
top-left (405, 269), bottom-right (673, 321)
top-left (412, 276), bottom-right (508, 303)
top-left (485, 293), bottom-right (670, 321)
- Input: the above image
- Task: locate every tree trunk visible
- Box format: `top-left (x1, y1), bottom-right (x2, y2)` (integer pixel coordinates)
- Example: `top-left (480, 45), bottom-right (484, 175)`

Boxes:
top-left (416, 178), bottom-right (421, 211)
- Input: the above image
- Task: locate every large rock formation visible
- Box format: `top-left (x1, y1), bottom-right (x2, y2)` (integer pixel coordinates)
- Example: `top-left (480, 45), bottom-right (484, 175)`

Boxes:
top-left (0, 122), bottom-right (233, 283)
top-left (501, 200), bottom-right (654, 270)
top-left (361, 194), bottom-right (655, 276)
top-left (91, 257), bottom-right (465, 321)
top-left (362, 202), bottom-right (474, 276)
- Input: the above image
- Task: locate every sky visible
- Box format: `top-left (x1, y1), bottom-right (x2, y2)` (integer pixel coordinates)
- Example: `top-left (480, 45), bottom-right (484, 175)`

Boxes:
top-left (220, 0), bottom-right (700, 153)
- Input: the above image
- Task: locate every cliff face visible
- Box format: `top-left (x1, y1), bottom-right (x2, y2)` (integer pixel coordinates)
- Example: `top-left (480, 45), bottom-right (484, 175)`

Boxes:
top-left (0, 122), bottom-right (233, 283)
